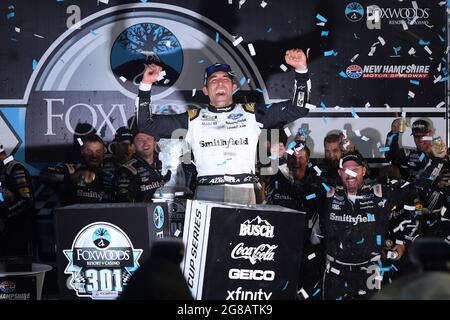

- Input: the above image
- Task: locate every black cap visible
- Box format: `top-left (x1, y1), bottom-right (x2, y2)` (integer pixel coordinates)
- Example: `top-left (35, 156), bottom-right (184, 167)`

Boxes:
top-left (133, 129), bottom-right (159, 141)
top-left (340, 152), bottom-right (365, 167)
top-left (114, 126), bottom-right (133, 143)
top-left (203, 63), bottom-right (235, 85)
top-left (411, 119), bottom-right (432, 136)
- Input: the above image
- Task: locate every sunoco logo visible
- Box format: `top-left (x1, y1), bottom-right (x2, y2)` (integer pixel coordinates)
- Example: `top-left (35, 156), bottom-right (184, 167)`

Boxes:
top-left (153, 206), bottom-right (165, 229)
top-left (239, 216), bottom-right (274, 238)
top-left (345, 2), bottom-right (364, 22)
top-left (63, 222), bottom-right (143, 300)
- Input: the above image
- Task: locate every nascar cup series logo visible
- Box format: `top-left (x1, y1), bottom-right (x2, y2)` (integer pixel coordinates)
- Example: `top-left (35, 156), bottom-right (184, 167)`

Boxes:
top-left (63, 222), bottom-right (143, 300)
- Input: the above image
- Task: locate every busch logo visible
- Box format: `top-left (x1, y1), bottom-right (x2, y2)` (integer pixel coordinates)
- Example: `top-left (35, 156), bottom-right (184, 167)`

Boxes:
top-left (239, 216), bottom-right (274, 238)
top-left (231, 243), bottom-right (278, 265)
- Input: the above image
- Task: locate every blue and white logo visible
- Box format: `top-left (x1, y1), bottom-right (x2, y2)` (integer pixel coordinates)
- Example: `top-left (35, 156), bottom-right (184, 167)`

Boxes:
top-left (345, 2), bottom-right (364, 22)
top-left (153, 206), bottom-right (165, 229)
top-left (111, 23), bottom-right (183, 96)
top-left (227, 113), bottom-right (243, 121)
top-left (92, 228), bottom-right (111, 249)
top-left (0, 281), bottom-right (16, 294)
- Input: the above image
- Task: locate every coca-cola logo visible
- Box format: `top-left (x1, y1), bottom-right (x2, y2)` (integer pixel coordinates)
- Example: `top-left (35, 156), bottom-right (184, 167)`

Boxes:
top-left (230, 242), bottom-right (278, 265)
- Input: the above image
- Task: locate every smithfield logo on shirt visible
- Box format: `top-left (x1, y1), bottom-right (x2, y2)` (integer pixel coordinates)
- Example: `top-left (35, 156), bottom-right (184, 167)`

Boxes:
top-left (239, 216), bottom-right (275, 238)
top-left (227, 113), bottom-right (243, 121)
top-left (199, 137), bottom-right (249, 148)
top-left (329, 213), bottom-right (375, 226)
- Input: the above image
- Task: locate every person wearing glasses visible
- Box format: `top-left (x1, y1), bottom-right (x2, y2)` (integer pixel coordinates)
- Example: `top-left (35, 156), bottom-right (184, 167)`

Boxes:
top-left (135, 49), bottom-right (310, 204)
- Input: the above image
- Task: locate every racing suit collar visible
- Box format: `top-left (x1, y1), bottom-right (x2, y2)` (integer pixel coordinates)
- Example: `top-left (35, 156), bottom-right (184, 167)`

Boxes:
top-left (207, 103), bottom-right (236, 113)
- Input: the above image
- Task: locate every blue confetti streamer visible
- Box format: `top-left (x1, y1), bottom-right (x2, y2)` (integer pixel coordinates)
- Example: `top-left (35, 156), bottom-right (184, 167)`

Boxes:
top-left (351, 107), bottom-right (359, 118)
top-left (439, 76), bottom-right (449, 82)
top-left (393, 46), bottom-right (401, 55)
top-left (353, 33), bottom-right (360, 39)
top-left (6, 12), bottom-right (15, 20)
top-left (307, 162), bottom-right (313, 168)
top-left (409, 80), bottom-right (420, 86)
top-left (324, 50), bottom-right (337, 57)
top-left (256, 88), bottom-right (263, 93)
top-left (367, 213), bottom-right (375, 222)
top-left (287, 141), bottom-right (297, 149)
top-left (159, 105), bottom-right (167, 113)
top-left (438, 34), bottom-right (445, 43)
top-left (376, 235), bottom-right (382, 246)
top-left (90, 29), bottom-right (98, 36)
top-left (321, 31), bottom-right (329, 37)
top-left (32, 59), bottom-right (38, 70)
top-left (10, 38), bottom-right (18, 42)
top-left (215, 32), bottom-right (219, 44)
top-left (0, 192), bottom-right (4, 202)
top-left (339, 71), bottom-right (348, 78)
top-left (322, 116), bottom-right (328, 125)
top-left (232, 87), bottom-right (240, 95)
top-left (312, 288), bottom-right (321, 296)
top-left (419, 153), bottom-right (425, 162)
top-left (336, 296), bottom-right (343, 300)
top-left (356, 238), bottom-right (365, 244)
top-left (320, 102), bottom-right (327, 110)
top-left (275, 181), bottom-right (279, 190)
top-left (390, 264), bottom-right (398, 272)
top-left (239, 77), bottom-right (246, 87)
top-left (282, 281), bottom-right (289, 291)
top-left (267, 27), bottom-right (272, 33)
top-left (378, 146), bottom-right (390, 153)
top-left (140, 0), bottom-right (148, 3)
top-left (197, 59), bottom-right (204, 64)
top-left (306, 193), bottom-right (316, 200)
top-left (419, 39), bottom-right (430, 46)
top-left (321, 182), bottom-right (330, 192)
top-left (265, 103), bottom-right (272, 109)
top-left (316, 14), bottom-right (327, 23)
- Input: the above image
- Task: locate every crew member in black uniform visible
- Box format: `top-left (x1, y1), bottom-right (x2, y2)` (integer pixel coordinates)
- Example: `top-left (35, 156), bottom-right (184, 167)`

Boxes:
top-left (104, 126), bottom-right (135, 180)
top-left (312, 148), bottom-right (447, 300)
top-left (39, 134), bottom-right (113, 204)
top-left (385, 118), bottom-right (449, 240)
top-left (265, 143), bottom-right (325, 299)
top-left (115, 131), bottom-right (170, 202)
top-left (0, 143), bottom-right (36, 257)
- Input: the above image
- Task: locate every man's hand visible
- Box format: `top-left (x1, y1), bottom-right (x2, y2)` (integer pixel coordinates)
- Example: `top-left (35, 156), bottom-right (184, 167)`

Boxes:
top-left (391, 244), bottom-right (406, 261)
top-left (391, 118), bottom-right (401, 134)
top-left (285, 49), bottom-right (307, 72)
top-left (432, 140), bottom-right (448, 158)
top-left (142, 64), bottom-right (163, 85)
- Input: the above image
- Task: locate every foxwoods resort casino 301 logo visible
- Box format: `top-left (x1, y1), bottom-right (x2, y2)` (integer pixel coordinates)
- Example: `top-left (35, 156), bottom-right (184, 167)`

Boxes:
top-left (63, 222), bottom-right (143, 300)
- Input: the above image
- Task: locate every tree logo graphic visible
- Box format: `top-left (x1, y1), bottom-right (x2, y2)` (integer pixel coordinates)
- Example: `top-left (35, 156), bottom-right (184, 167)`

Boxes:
top-left (110, 23), bottom-right (183, 95)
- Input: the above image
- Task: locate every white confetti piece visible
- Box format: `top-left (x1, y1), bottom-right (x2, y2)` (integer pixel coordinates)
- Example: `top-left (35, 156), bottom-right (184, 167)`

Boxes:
top-left (368, 46), bottom-right (377, 56)
top-left (165, 40), bottom-right (171, 47)
top-left (14, 27), bottom-right (20, 33)
top-left (260, 1), bottom-right (267, 8)
top-left (298, 288), bottom-right (309, 299)
top-left (408, 91), bottom-right (415, 98)
top-left (408, 47), bottom-right (416, 55)
top-left (313, 166), bottom-right (322, 176)
top-left (400, 20), bottom-right (408, 30)
top-left (239, 0), bottom-right (246, 9)
top-left (119, 76), bottom-right (127, 83)
top-left (163, 79), bottom-right (170, 85)
top-left (280, 64), bottom-right (288, 72)
top-left (305, 103), bottom-right (316, 110)
top-left (401, 111), bottom-right (406, 118)
top-left (316, 22), bottom-right (325, 27)
top-left (3, 156), bottom-right (14, 165)
top-left (232, 36), bottom-right (244, 46)
top-left (98, 0), bottom-right (109, 4)
top-left (77, 137), bottom-right (83, 146)
top-left (330, 267), bottom-right (341, 275)
top-left (345, 169), bottom-right (357, 178)
top-left (441, 207), bottom-right (447, 217)
top-left (174, 229), bottom-right (181, 237)
top-left (156, 70), bottom-right (166, 81)
top-left (334, 106), bottom-right (341, 110)
top-left (306, 48), bottom-right (310, 59)
top-left (412, 1), bottom-right (418, 9)
top-left (421, 136), bottom-right (432, 141)
top-left (284, 127), bottom-right (292, 137)
top-left (192, 88), bottom-right (197, 97)
top-left (395, 240), bottom-right (404, 245)
top-left (438, 63), bottom-right (442, 72)
top-left (377, 36), bottom-right (386, 46)
top-left (248, 43), bottom-right (256, 56)
top-left (424, 46), bottom-right (432, 55)
top-left (342, 141), bottom-right (350, 150)
top-left (376, 142), bottom-right (381, 148)
top-left (436, 101), bottom-right (445, 108)
top-left (400, 181), bottom-right (410, 188)
top-left (33, 34), bottom-right (44, 39)
top-left (358, 290), bottom-right (367, 295)
top-left (350, 54), bottom-right (359, 62)
top-left (384, 104), bottom-right (391, 109)
top-left (365, 102), bottom-right (370, 109)
top-left (433, 75), bottom-right (442, 84)
top-left (361, 136), bottom-right (370, 142)
top-left (355, 129), bottom-right (361, 137)
top-left (228, 0), bottom-right (233, 4)
top-left (308, 253), bottom-right (316, 260)
top-left (404, 205), bottom-right (416, 211)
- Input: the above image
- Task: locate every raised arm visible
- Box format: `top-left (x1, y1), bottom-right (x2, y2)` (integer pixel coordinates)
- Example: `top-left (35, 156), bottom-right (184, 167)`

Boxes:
top-left (255, 49), bottom-right (310, 129)
top-left (136, 64), bottom-right (188, 139)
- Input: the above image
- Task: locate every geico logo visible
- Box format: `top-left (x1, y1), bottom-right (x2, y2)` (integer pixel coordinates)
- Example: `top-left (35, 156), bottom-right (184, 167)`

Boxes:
top-left (239, 224), bottom-right (274, 238)
top-left (228, 269), bottom-right (275, 281)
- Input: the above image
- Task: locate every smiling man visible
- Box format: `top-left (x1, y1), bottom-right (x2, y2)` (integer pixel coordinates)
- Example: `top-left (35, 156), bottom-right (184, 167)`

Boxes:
top-left (135, 49), bottom-right (310, 204)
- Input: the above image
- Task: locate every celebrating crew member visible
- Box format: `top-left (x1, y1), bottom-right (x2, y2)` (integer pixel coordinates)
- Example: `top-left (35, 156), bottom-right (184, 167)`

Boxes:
top-left (135, 49), bottom-right (311, 204)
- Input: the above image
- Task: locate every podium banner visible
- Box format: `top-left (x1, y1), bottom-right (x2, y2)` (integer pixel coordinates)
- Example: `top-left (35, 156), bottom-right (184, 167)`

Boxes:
top-left (182, 200), bottom-right (306, 300)
top-left (55, 203), bottom-right (170, 300)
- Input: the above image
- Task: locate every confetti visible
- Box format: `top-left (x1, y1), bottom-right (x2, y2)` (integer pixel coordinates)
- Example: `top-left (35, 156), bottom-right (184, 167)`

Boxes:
top-left (248, 43), bottom-right (256, 56)
top-left (324, 50), bottom-right (338, 57)
top-left (367, 213), bottom-right (375, 222)
top-left (400, 181), bottom-right (410, 188)
top-left (408, 91), bottom-right (415, 99)
top-left (239, 76), bottom-right (246, 87)
top-left (307, 253), bottom-right (316, 260)
top-left (330, 267), bottom-right (340, 275)
top-left (409, 80), bottom-right (420, 86)
top-left (197, 59), bottom-right (204, 64)
top-left (339, 71), bottom-right (348, 78)
top-left (267, 27), bottom-right (272, 33)
top-left (356, 238), bottom-right (365, 244)
top-left (98, 0), bottom-right (109, 4)
top-left (355, 129), bottom-right (361, 137)
top-left (320, 102), bottom-right (327, 110)
top-left (215, 32), bottom-right (219, 44)
top-left (350, 54), bottom-right (359, 62)
top-left (280, 64), bottom-right (288, 72)
top-left (361, 136), bottom-right (370, 142)
top-left (379, 146), bottom-right (390, 152)
top-left (260, 1), bottom-right (267, 8)
top-left (351, 107), bottom-right (360, 119)
top-left (306, 194), bottom-right (316, 200)
top-left (408, 47), bottom-right (416, 55)
top-left (192, 88), bottom-right (196, 97)
top-left (441, 207), bottom-right (447, 217)
top-left (298, 288), bottom-right (309, 299)
top-left (436, 101), bottom-right (445, 109)
top-left (316, 14), bottom-right (327, 23)
top-left (32, 59), bottom-right (38, 70)
top-left (378, 36), bottom-right (386, 46)
top-left (15, 27), bottom-right (20, 33)
top-left (345, 169), bottom-right (357, 178)
top-left (376, 235), bottom-right (381, 246)
top-left (174, 229), bottom-right (181, 237)
top-left (265, 103), bottom-right (272, 109)
top-left (321, 31), bottom-right (329, 37)
top-left (400, 20), bottom-right (408, 30)
top-left (312, 288), bottom-right (321, 297)
top-left (368, 46), bottom-right (377, 56)
top-left (365, 102), bottom-right (371, 109)
top-left (232, 36), bottom-right (243, 47)
top-left (321, 182), bottom-right (330, 192)
top-left (284, 127), bottom-right (292, 137)
top-left (404, 205), bottom-right (415, 211)
top-left (395, 240), bottom-right (404, 245)
top-left (119, 76), bottom-right (127, 83)
top-left (424, 46), bottom-right (432, 55)
top-left (313, 166), bottom-right (322, 176)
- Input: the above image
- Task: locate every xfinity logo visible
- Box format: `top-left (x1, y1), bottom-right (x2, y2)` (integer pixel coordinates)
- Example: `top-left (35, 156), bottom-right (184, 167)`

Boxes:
top-left (228, 268), bottom-right (275, 281)
top-left (239, 216), bottom-right (275, 238)
top-left (226, 287), bottom-right (272, 300)
top-left (230, 243), bottom-right (277, 265)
